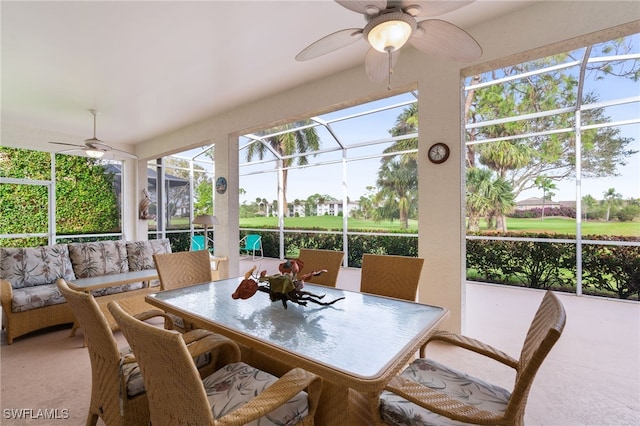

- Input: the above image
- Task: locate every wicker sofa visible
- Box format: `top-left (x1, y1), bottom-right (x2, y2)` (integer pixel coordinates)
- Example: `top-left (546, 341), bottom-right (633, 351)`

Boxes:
top-left (0, 239), bottom-right (171, 344)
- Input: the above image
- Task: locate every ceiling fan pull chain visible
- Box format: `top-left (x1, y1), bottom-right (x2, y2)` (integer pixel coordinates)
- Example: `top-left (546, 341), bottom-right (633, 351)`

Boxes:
top-left (387, 50), bottom-right (392, 91)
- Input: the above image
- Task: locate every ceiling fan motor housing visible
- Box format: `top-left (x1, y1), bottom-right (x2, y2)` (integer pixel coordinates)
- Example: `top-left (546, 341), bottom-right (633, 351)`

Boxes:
top-left (363, 11), bottom-right (417, 52)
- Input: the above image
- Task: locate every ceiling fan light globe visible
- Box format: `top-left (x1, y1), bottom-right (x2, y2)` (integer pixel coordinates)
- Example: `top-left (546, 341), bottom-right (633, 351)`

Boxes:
top-left (86, 149), bottom-right (104, 158)
top-left (364, 12), bottom-right (416, 53)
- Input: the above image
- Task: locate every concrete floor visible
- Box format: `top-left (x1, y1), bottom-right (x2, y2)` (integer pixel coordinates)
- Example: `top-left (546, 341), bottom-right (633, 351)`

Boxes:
top-left (1, 259), bottom-right (638, 425)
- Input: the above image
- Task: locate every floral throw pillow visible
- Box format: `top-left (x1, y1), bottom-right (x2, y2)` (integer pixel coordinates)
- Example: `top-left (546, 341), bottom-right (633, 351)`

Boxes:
top-left (68, 240), bottom-right (129, 278)
top-left (0, 244), bottom-right (76, 289)
top-left (126, 239), bottom-right (171, 271)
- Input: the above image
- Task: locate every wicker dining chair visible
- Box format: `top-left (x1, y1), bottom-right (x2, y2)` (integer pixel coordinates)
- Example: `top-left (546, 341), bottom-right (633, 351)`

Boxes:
top-left (153, 250), bottom-right (214, 290)
top-left (297, 248), bottom-right (345, 287)
top-left (359, 254), bottom-right (424, 301)
top-left (56, 278), bottom-right (164, 426)
top-left (57, 278), bottom-right (221, 426)
top-left (108, 300), bottom-right (323, 426)
top-left (153, 250), bottom-right (215, 331)
top-left (379, 290), bottom-right (567, 426)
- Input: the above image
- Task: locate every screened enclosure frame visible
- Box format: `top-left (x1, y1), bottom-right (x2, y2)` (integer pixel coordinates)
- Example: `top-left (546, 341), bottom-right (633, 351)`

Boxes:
top-left (464, 36), bottom-right (640, 297)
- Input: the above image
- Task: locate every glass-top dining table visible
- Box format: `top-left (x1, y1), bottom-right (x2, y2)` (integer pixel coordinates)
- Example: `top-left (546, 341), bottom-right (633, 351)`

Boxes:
top-left (145, 276), bottom-right (449, 425)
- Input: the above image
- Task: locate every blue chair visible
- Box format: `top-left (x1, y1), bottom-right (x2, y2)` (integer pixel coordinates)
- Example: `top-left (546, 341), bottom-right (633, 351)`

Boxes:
top-left (190, 235), bottom-right (206, 251)
top-left (239, 234), bottom-right (263, 260)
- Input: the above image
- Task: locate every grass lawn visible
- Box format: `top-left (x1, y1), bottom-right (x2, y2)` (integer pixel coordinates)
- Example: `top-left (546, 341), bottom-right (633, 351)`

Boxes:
top-left (238, 215), bottom-right (639, 237)
top-left (240, 215), bottom-right (419, 232)
top-left (500, 217), bottom-right (639, 237)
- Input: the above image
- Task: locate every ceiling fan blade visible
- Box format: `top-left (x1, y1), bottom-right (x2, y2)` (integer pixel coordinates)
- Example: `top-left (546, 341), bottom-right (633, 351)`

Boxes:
top-left (107, 148), bottom-right (139, 160)
top-left (55, 148), bottom-right (87, 156)
top-left (49, 141), bottom-right (85, 148)
top-left (365, 47), bottom-right (400, 82)
top-left (336, 0), bottom-right (387, 16)
top-left (85, 139), bottom-right (112, 151)
top-left (401, 0), bottom-right (475, 17)
top-left (410, 19), bottom-right (482, 61)
top-left (296, 28), bottom-right (364, 61)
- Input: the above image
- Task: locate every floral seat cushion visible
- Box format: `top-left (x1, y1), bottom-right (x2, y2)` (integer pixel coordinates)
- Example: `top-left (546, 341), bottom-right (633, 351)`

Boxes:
top-left (203, 361), bottom-right (309, 426)
top-left (10, 283), bottom-right (67, 312)
top-left (380, 358), bottom-right (511, 426)
top-left (67, 241), bottom-right (147, 297)
top-left (120, 346), bottom-right (211, 399)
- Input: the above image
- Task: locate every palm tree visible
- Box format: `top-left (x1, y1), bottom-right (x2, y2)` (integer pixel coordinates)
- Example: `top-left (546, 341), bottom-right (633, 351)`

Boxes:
top-left (581, 194), bottom-right (597, 220)
top-left (466, 167), bottom-right (515, 232)
top-left (602, 188), bottom-right (622, 222)
top-left (373, 156), bottom-right (418, 229)
top-left (466, 168), bottom-right (494, 232)
top-left (245, 121), bottom-right (320, 216)
top-left (487, 177), bottom-right (516, 232)
top-left (383, 103), bottom-right (418, 162)
top-left (534, 175), bottom-right (558, 220)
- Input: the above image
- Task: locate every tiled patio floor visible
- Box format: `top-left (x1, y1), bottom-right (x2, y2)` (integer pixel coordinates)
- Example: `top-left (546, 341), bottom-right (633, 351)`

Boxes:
top-left (1, 258), bottom-right (638, 425)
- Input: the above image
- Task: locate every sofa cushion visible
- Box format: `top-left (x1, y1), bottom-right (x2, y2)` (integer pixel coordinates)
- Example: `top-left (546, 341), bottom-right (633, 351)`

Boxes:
top-left (126, 239), bottom-right (171, 288)
top-left (68, 240), bottom-right (129, 278)
top-left (11, 283), bottom-right (67, 312)
top-left (0, 244), bottom-right (76, 289)
top-left (125, 239), bottom-right (171, 272)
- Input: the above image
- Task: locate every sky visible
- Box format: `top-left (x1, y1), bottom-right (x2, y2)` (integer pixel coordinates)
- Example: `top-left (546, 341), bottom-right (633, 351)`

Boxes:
top-left (236, 35), bottom-right (639, 206)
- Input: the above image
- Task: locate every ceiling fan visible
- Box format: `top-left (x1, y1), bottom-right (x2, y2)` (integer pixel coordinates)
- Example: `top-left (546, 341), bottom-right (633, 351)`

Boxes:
top-left (296, 0), bottom-right (482, 88)
top-left (49, 109), bottom-right (138, 159)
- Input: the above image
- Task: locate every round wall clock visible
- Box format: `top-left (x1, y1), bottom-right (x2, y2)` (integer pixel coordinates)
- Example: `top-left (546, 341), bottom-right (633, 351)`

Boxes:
top-left (215, 176), bottom-right (227, 194)
top-left (428, 142), bottom-right (450, 164)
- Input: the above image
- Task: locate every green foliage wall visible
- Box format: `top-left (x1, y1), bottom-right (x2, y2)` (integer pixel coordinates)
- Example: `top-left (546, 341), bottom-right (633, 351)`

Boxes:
top-left (0, 147), bottom-right (120, 246)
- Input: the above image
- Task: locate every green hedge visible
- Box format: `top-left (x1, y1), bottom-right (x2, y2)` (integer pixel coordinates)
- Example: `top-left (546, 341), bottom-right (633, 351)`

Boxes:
top-left (236, 229), bottom-right (638, 300)
top-left (467, 233), bottom-right (639, 300)
top-left (239, 230), bottom-right (419, 268)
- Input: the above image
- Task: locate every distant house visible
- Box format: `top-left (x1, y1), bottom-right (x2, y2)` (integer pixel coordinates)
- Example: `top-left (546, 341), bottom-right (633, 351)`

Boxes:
top-left (515, 197), bottom-right (562, 211)
top-left (289, 203), bottom-right (305, 217)
top-left (315, 199), bottom-right (359, 216)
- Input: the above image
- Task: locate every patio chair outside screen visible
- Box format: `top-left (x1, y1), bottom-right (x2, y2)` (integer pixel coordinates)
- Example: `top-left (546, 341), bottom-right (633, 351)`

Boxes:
top-left (240, 234), bottom-right (263, 260)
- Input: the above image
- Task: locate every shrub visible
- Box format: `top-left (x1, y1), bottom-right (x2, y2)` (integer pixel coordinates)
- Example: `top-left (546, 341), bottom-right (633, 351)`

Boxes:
top-left (466, 233), bottom-right (639, 299)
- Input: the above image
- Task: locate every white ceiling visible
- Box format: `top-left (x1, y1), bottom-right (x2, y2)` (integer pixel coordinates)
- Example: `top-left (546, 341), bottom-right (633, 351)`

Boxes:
top-left (1, 0), bottom-right (536, 152)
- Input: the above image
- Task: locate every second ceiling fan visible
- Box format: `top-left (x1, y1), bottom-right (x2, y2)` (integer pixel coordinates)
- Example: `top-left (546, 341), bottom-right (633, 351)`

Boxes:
top-left (49, 110), bottom-right (138, 160)
top-left (296, 0), bottom-right (482, 87)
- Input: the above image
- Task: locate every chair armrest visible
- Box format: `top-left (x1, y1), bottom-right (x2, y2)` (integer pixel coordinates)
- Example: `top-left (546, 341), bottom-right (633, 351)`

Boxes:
top-left (182, 328), bottom-right (212, 344)
top-left (182, 331), bottom-right (241, 378)
top-left (385, 375), bottom-right (502, 424)
top-left (424, 331), bottom-right (518, 368)
top-left (216, 368), bottom-right (322, 426)
top-left (1, 279), bottom-right (14, 311)
top-left (133, 309), bottom-right (175, 330)
top-left (183, 332), bottom-right (239, 360)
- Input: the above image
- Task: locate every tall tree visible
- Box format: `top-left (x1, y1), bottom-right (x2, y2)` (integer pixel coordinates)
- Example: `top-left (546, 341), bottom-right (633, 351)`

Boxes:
top-left (466, 167), bottom-right (515, 232)
top-left (466, 38), bottom-right (638, 199)
top-left (582, 194), bottom-right (597, 220)
top-left (465, 168), bottom-right (494, 232)
top-left (373, 156), bottom-right (418, 229)
top-left (245, 121), bottom-right (320, 216)
top-left (534, 175), bottom-right (558, 220)
top-left (602, 188), bottom-right (622, 222)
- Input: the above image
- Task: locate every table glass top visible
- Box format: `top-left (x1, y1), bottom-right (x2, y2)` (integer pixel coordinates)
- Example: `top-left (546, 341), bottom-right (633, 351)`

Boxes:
top-left (70, 268), bottom-right (158, 288)
top-left (148, 277), bottom-right (446, 379)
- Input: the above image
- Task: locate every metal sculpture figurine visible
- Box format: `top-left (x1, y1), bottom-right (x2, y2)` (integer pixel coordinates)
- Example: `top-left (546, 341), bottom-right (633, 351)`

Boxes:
top-left (232, 259), bottom-right (345, 309)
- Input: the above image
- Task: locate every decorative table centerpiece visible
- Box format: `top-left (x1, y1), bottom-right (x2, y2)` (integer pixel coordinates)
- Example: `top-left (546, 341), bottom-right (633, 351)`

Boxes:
top-left (232, 259), bottom-right (344, 309)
